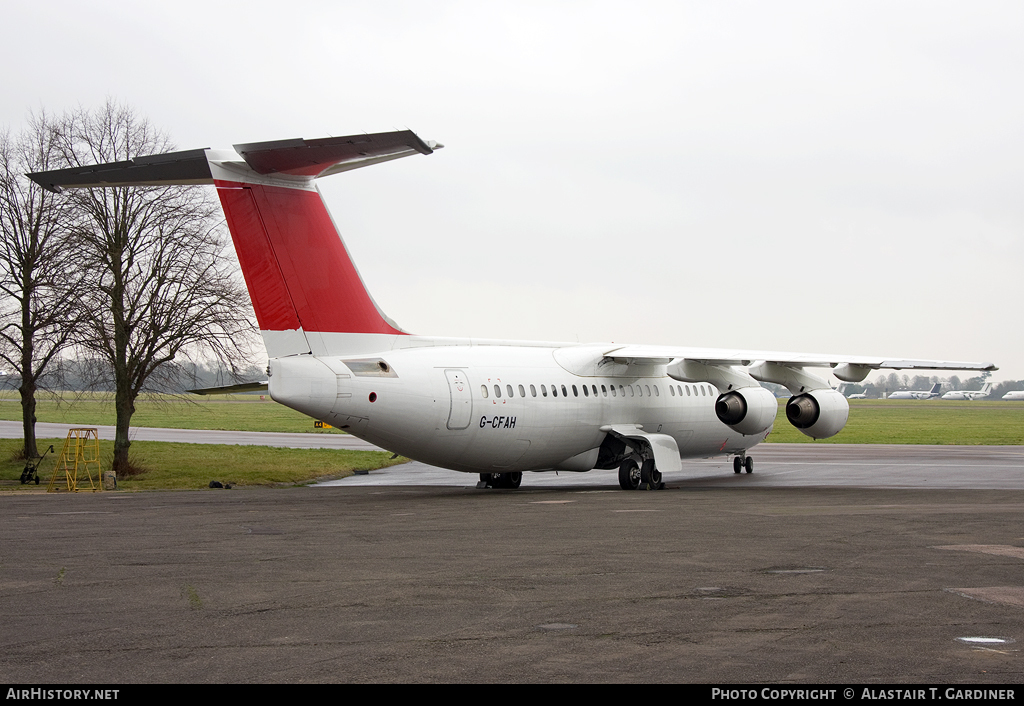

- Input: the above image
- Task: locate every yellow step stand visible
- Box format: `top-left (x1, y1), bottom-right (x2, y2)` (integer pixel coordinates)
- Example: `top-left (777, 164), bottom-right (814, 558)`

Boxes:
top-left (47, 428), bottom-right (103, 493)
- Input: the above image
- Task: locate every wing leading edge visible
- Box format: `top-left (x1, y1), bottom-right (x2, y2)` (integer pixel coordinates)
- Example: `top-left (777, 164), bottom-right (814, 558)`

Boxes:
top-left (604, 345), bottom-right (996, 374)
top-left (602, 344), bottom-right (995, 395)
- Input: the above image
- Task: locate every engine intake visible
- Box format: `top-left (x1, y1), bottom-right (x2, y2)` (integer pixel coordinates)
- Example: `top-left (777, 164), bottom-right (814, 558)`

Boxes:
top-left (715, 386), bottom-right (777, 436)
top-left (785, 389), bottom-right (849, 439)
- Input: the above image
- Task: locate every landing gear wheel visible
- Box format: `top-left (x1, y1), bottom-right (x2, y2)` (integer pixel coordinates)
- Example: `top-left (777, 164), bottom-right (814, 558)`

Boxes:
top-left (618, 459), bottom-right (641, 490)
top-left (745, 456), bottom-right (753, 474)
top-left (640, 459), bottom-right (662, 490)
top-left (506, 472), bottom-right (522, 489)
top-left (733, 456), bottom-right (743, 474)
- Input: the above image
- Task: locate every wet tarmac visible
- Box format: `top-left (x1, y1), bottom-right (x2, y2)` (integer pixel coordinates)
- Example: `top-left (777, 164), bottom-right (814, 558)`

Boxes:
top-left (3, 437), bottom-right (1024, 683)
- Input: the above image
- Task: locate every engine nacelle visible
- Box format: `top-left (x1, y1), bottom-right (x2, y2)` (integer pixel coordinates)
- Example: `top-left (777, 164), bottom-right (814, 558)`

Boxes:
top-left (785, 388), bottom-right (849, 439)
top-left (715, 385), bottom-right (778, 436)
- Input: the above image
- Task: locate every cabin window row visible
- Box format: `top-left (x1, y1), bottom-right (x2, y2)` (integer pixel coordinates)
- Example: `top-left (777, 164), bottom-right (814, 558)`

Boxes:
top-left (478, 382), bottom-right (714, 399)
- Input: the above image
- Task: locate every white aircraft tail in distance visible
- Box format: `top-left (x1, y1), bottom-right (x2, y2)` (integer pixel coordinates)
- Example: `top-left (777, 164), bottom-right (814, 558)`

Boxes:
top-left (942, 382), bottom-right (995, 400)
top-left (28, 130), bottom-right (998, 490)
top-left (887, 383), bottom-right (942, 400)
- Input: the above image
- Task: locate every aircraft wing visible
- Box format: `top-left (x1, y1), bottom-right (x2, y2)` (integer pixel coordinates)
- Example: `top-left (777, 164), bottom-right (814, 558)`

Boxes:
top-left (601, 345), bottom-right (997, 372)
top-left (188, 381), bottom-right (269, 396)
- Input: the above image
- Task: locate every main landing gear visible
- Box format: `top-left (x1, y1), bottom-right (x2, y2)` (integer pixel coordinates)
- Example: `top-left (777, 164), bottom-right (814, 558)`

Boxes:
top-left (733, 454), bottom-right (754, 474)
top-left (618, 458), bottom-right (664, 491)
top-left (478, 472), bottom-right (522, 489)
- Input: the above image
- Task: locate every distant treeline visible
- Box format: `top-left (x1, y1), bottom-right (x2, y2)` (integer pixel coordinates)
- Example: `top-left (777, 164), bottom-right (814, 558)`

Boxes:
top-left (1, 359), bottom-right (264, 396)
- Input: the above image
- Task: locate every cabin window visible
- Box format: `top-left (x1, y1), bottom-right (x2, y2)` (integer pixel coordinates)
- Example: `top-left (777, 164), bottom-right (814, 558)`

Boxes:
top-left (628, 385), bottom-right (634, 397)
top-left (670, 385), bottom-right (675, 396)
top-left (494, 385), bottom-right (502, 398)
top-left (561, 384), bottom-right (568, 397)
top-left (686, 385), bottom-right (691, 396)
top-left (541, 384), bottom-right (548, 397)
top-left (552, 385), bottom-right (558, 397)
top-left (529, 384), bottom-right (536, 397)
top-left (677, 385), bottom-right (683, 396)
top-left (645, 384), bottom-right (652, 396)
top-left (582, 385), bottom-right (589, 397)
top-left (601, 384), bottom-right (608, 397)
top-left (506, 384), bottom-right (513, 398)
top-left (572, 385), bottom-right (579, 397)
top-left (481, 385), bottom-right (488, 398)
top-left (618, 385), bottom-right (624, 396)
top-left (653, 385), bottom-right (659, 397)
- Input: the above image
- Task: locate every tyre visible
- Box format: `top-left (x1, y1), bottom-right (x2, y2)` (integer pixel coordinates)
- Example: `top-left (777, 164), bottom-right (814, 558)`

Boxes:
top-left (618, 459), bottom-right (640, 490)
top-left (640, 459), bottom-right (662, 489)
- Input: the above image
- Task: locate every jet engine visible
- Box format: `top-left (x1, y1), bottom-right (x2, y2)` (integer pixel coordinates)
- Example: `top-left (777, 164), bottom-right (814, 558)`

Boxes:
top-left (785, 388), bottom-right (849, 439)
top-left (715, 385), bottom-right (778, 436)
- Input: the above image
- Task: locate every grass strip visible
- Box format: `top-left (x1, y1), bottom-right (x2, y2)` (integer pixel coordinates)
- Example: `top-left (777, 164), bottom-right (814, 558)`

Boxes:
top-left (0, 437), bottom-right (404, 491)
top-left (0, 392), bottom-right (341, 434)
top-left (765, 400), bottom-right (1024, 444)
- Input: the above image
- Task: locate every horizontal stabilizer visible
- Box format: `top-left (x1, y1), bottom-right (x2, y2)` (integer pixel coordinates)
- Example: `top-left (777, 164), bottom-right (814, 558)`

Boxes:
top-left (28, 149), bottom-right (213, 193)
top-left (235, 130), bottom-right (438, 177)
top-left (28, 130), bottom-right (442, 192)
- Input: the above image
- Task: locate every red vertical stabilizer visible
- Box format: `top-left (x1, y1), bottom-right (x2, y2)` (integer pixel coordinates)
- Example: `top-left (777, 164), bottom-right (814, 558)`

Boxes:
top-left (215, 180), bottom-right (405, 340)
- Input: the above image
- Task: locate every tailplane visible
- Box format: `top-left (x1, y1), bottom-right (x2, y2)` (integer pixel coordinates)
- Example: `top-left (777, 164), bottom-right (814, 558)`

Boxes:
top-left (29, 131), bottom-right (442, 357)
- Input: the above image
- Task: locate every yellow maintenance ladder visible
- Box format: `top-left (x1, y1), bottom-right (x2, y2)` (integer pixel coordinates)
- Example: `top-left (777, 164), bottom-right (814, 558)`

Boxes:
top-left (46, 428), bottom-right (103, 493)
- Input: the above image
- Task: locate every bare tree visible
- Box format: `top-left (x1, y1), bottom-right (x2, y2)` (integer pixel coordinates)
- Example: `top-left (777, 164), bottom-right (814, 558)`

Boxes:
top-left (54, 101), bottom-right (255, 475)
top-left (0, 112), bottom-right (83, 459)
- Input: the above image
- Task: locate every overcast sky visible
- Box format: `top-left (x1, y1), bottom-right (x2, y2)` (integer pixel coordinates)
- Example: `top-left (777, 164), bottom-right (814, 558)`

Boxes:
top-left (4, 1), bottom-right (1022, 382)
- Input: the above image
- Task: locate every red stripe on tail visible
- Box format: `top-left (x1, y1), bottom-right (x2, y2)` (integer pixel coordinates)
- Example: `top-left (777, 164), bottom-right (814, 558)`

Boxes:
top-left (215, 180), bottom-right (405, 336)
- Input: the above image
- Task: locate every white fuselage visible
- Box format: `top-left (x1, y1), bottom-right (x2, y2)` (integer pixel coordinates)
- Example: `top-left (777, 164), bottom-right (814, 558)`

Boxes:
top-left (268, 341), bottom-right (771, 474)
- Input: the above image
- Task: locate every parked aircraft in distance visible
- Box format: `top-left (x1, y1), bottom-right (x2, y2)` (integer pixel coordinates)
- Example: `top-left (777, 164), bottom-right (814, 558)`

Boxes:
top-left (29, 131), bottom-right (998, 490)
top-left (887, 383), bottom-right (942, 400)
top-left (1003, 390), bottom-right (1024, 400)
top-left (941, 383), bottom-right (994, 400)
